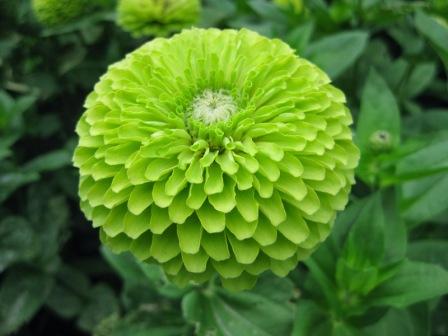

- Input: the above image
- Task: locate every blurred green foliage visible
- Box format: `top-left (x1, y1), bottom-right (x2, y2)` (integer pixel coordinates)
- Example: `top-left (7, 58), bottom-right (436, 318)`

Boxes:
top-left (0, 0), bottom-right (448, 335)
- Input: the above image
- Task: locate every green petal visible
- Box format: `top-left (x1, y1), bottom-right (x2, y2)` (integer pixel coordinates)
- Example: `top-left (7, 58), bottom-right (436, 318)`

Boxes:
top-left (103, 187), bottom-right (130, 209)
top-left (220, 272), bottom-right (257, 291)
top-left (185, 157), bottom-right (204, 183)
top-left (130, 231), bottom-right (152, 260)
top-left (91, 206), bottom-right (109, 228)
top-left (152, 180), bottom-right (174, 208)
top-left (204, 163), bottom-right (224, 195)
top-left (307, 171), bottom-right (344, 195)
top-left (226, 210), bottom-right (258, 240)
top-left (212, 257), bottom-right (244, 279)
top-left (295, 186), bottom-right (320, 215)
top-left (208, 178), bottom-right (236, 213)
top-left (199, 149), bottom-right (218, 167)
top-left (127, 157), bottom-right (150, 185)
top-left (150, 226), bottom-right (180, 263)
top-left (216, 150), bottom-right (239, 175)
top-left (162, 255), bottom-right (183, 275)
top-left (128, 184), bottom-right (153, 215)
top-left (253, 174), bottom-right (274, 198)
top-left (182, 250), bottom-right (209, 273)
top-left (232, 167), bottom-right (253, 190)
top-left (275, 174), bottom-right (307, 202)
top-left (252, 214), bottom-right (277, 246)
top-left (145, 158), bottom-right (178, 181)
top-left (73, 147), bottom-right (95, 167)
top-left (301, 158), bottom-right (326, 181)
top-left (186, 183), bottom-right (207, 210)
top-left (262, 233), bottom-right (297, 260)
top-left (235, 189), bottom-right (259, 222)
top-left (102, 205), bottom-right (126, 237)
top-left (234, 152), bottom-right (259, 173)
top-left (100, 230), bottom-right (132, 253)
top-left (277, 206), bottom-right (309, 244)
top-left (104, 143), bottom-right (140, 165)
top-left (168, 189), bottom-right (194, 224)
top-left (196, 202), bottom-right (225, 233)
top-left (228, 234), bottom-right (259, 264)
top-left (270, 255), bottom-right (298, 277)
top-left (79, 176), bottom-right (94, 201)
top-left (90, 161), bottom-right (120, 180)
top-left (201, 231), bottom-right (230, 261)
top-left (168, 265), bottom-right (213, 287)
top-left (256, 155), bottom-right (280, 182)
top-left (257, 191), bottom-right (286, 226)
top-left (303, 205), bottom-right (335, 224)
top-left (124, 209), bottom-right (151, 239)
top-left (149, 205), bottom-right (172, 234)
top-left (245, 253), bottom-right (270, 275)
top-left (165, 168), bottom-right (188, 196)
top-left (256, 142), bottom-right (284, 161)
top-left (278, 153), bottom-right (304, 177)
top-left (177, 217), bottom-right (202, 254)
top-left (111, 167), bottom-right (132, 192)
top-left (80, 200), bottom-right (93, 220)
top-left (322, 192), bottom-right (349, 211)
top-left (86, 179), bottom-right (109, 207)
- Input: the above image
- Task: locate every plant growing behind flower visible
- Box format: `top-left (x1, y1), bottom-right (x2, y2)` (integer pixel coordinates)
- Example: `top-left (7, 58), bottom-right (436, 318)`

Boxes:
top-left (73, 28), bottom-right (359, 291)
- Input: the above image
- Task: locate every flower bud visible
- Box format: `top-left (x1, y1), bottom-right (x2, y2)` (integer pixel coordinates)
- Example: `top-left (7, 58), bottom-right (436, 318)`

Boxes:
top-left (117, 0), bottom-right (200, 37)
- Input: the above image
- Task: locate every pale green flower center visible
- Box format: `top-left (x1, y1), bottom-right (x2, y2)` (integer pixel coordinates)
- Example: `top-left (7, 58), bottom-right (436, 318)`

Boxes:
top-left (191, 89), bottom-right (237, 125)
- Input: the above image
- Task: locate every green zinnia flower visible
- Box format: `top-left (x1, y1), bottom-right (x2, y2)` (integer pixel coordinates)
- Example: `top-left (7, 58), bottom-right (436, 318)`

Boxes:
top-left (73, 28), bottom-right (359, 291)
top-left (32, 0), bottom-right (88, 26)
top-left (117, 0), bottom-right (200, 37)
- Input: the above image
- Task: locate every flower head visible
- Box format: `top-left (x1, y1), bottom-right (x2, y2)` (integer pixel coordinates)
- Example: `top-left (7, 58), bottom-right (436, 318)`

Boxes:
top-left (117, 0), bottom-right (200, 37)
top-left (73, 28), bottom-right (359, 291)
top-left (32, 0), bottom-right (88, 26)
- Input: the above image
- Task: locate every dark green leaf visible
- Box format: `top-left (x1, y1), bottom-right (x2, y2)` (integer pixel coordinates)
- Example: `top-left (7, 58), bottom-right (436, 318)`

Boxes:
top-left (415, 11), bottom-right (448, 68)
top-left (0, 269), bottom-right (53, 335)
top-left (401, 172), bottom-right (448, 223)
top-left (77, 284), bottom-right (119, 332)
top-left (367, 260), bottom-right (448, 308)
top-left (291, 300), bottom-right (331, 336)
top-left (183, 288), bottom-right (293, 336)
top-left (408, 240), bottom-right (448, 270)
top-left (356, 69), bottom-right (401, 152)
top-left (305, 31), bottom-right (368, 78)
top-left (0, 216), bottom-right (36, 271)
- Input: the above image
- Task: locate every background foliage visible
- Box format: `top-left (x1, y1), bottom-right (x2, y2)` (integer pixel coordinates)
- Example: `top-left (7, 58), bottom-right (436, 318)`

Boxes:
top-left (1, 0), bottom-right (448, 335)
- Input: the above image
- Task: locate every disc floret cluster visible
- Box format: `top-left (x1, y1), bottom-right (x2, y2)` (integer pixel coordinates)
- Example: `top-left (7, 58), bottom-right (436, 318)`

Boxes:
top-left (73, 28), bottom-right (359, 290)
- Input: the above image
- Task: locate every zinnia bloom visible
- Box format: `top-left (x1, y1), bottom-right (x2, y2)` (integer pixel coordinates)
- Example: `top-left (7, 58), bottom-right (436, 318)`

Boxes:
top-left (117, 0), bottom-right (200, 37)
top-left (73, 28), bottom-right (359, 290)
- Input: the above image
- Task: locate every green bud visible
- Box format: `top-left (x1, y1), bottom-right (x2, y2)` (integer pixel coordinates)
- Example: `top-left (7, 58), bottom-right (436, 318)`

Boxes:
top-left (369, 130), bottom-right (393, 153)
top-left (117, 0), bottom-right (201, 37)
